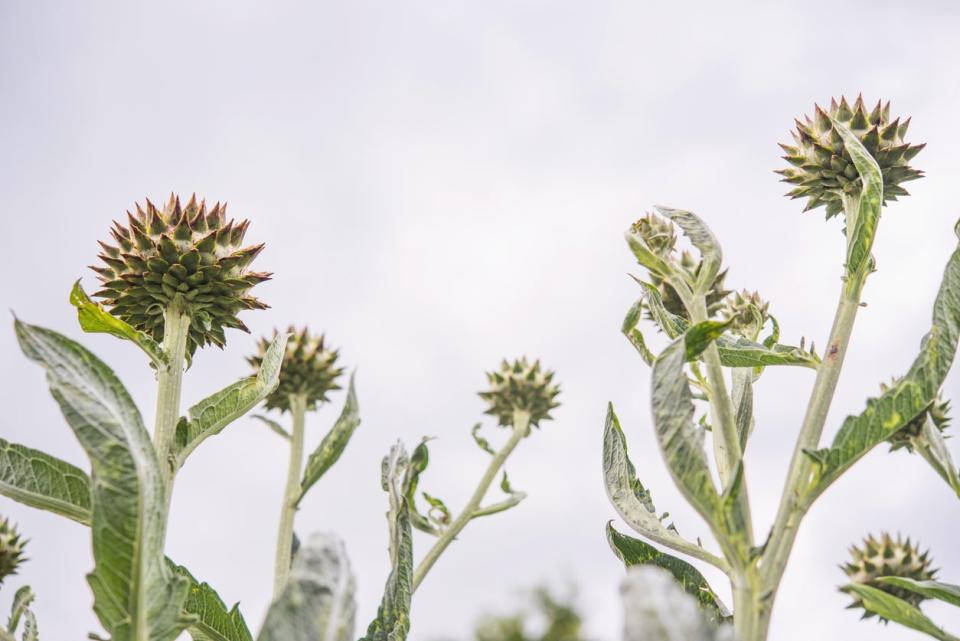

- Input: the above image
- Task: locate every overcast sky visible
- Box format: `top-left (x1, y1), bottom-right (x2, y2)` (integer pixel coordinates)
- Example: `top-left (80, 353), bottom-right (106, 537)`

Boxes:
top-left (2, 2), bottom-right (959, 640)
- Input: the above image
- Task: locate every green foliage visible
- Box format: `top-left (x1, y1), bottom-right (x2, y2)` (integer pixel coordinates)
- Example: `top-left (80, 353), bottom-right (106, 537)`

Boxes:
top-left (298, 374), bottom-right (361, 504)
top-left (473, 587), bottom-right (586, 641)
top-left (0, 438), bottom-right (92, 525)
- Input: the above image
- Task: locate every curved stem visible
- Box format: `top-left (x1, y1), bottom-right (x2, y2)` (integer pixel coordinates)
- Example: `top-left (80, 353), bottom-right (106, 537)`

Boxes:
top-left (273, 394), bottom-right (307, 598)
top-left (412, 411), bottom-right (530, 592)
top-left (154, 299), bottom-right (190, 502)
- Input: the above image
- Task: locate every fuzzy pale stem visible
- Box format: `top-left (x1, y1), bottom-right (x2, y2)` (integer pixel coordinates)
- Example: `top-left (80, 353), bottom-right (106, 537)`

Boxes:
top-left (411, 410), bottom-right (530, 592)
top-left (154, 299), bottom-right (190, 499)
top-left (273, 393), bottom-right (307, 598)
top-left (733, 572), bottom-right (762, 641)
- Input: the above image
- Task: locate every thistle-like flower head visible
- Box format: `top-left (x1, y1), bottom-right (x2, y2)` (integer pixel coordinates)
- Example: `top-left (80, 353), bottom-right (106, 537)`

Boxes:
top-left (0, 517), bottom-right (26, 585)
top-left (92, 194), bottom-right (270, 355)
top-left (250, 326), bottom-right (344, 413)
top-left (778, 95), bottom-right (925, 218)
top-left (720, 290), bottom-right (770, 339)
top-left (630, 213), bottom-right (677, 257)
top-left (649, 250), bottom-right (731, 320)
top-left (842, 533), bottom-right (937, 620)
top-left (880, 379), bottom-right (951, 452)
top-left (479, 358), bottom-right (561, 429)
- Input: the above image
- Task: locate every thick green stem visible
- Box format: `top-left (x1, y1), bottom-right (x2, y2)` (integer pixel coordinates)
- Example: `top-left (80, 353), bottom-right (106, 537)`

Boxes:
top-left (733, 571), bottom-right (762, 641)
top-left (154, 300), bottom-right (190, 500)
top-left (273, 394), bottom-right (307, 598)
top-left (412, 411), bottom-right (530, 592)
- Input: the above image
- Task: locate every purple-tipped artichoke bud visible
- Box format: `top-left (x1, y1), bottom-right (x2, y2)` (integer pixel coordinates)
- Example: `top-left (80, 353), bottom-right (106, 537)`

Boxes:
top-left (842, 533), bottom-right (937, 620)
top-left (250, 326), bottom-right (344, 413)
top-left (91, 194), bottom-right (270, 355)
top-left (479, 358), bottom-right (561, 429)
top-left (777, 95), bottom-right (925, 218)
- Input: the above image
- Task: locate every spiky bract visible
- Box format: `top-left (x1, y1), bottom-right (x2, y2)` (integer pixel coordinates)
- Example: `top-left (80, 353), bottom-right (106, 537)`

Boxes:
top-left (91, 194), bottom-right (270, 355)
top-left (250, 327), bottom-right (344, 413)
top-left (651, 250), bottom-right (730, 320)
top-left (630, 213), bottom-right (677, 257)
top-left (842, 533), bottom-right (937, 620)
top-left (479, 358), bottom-right (561, 429)
top-left (0, 518), bottom-right (26, 585)
top-left (778, 95), bottom-right (924, 218)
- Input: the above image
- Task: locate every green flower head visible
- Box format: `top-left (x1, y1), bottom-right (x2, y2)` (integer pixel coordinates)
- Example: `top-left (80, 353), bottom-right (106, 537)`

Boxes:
top-left (250, 326), bottom-right (344, 413)
top-left (479, 358), bottom-right (561, 429)
top-left (842, 533), bottom-right (937, 620)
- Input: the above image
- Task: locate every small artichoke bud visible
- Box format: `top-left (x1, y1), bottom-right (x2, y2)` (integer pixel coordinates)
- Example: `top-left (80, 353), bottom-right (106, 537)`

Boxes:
top-left (0, 517), bottom-right (26, 585)
top-left (777, 95), bottom-right (925, 219)
top-left (649, 251), bottom-right (731, 320)
top-left (880, 379), bottom-right (950, 452)
top-left (92, 194), bottom-right (271, 355)
top-left (629, 213), bottom-right (677, 257)
top-left (842, 533), bottom-right (937, 620)
top-left (479, 358), bottom-right (561, 429)
top-left (249, 326), bottom-right (345, 413)
top-left (720, 290), bottom-right (770, 339)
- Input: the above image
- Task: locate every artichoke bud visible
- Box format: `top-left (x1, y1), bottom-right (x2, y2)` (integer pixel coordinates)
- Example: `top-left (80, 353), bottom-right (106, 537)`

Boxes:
top-left (629, 212), bottom-right (677, 257)
top-left (881, 379), bottom-right (950, 452)
top-left (478, 358), bottom-right (561, 429)
top-left (720, 290), bottom-right (770, 339)
top-left (777, 95), bottom-right (925, 219)
top-left (649, 250), bottom-right (731, 320)
top-left (0, 517), bottom-right (26, 585)
top-left (842, 533), bottom-right (937, 620)
top-left (249, 326), bottom-right (345, 413)
top-left (92, 194), bottom-right (271, 355)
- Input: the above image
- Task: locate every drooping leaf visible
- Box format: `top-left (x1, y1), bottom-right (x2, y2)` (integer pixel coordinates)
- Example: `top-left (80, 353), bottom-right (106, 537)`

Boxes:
top-left (654, 207), bottom-right (723, 296)
top-left (621, 567), bottom-right (733, 641)
top-left (731, 368), bottom-right (755, 450)
top-left (174, 333), bottom-right (288, 469)
top-left (297, 374), bottom-right (360, 505)
top-left (15, 319), bottom-right (192, 641)
top-left (606, 523), bottom-right (730, 621)
top-left (914, 415), bottom-right (960, 498)
top-left (6, 586), bottom-right (35, 635)
top-left (807, 228), bottom-right (960, 498)
top-left (69, 280), bottom-right (167, 369)
top-left (622, 300), bottom-right (656, 366)
top-left (832, 120), bottom-right (883, 284)
top-left (602, 403), bottom-right (727, 571)
top-left (0, 438), bottom-right (91, 525)
top-left (257, 533), bottom-right (356, 641)
top-left (878, 577), bottom-right (960, 608)
top-left (843, 584), bottom-right (955, 641)
top-left (359, 442), bottom-right (414, 641)
top-left (473, 471), bottom-right (527, 519)
top-left (684, 320), bottom-right (733, 361)
top-left (402, 437), bottom-right (440, 535)
top-left (251, 415), bottom-right (291, 440)
top-left (470, 423), bottom-right (496, 456)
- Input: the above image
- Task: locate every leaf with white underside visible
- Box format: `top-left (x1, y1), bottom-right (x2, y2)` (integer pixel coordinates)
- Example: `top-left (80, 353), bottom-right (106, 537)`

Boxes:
top-left (15, 319), bottom-right (192, 641)
top-left (6, 586), bottom-right (35, 637)
top-left (621, 567), bottom-right (733, 641)
top-left (0, 437), bottom-right (91, 524)
top-left (358, 442), bottom-right (414, 641)
top-left (654, 207), bottom-right (722, 296)
top-left (806, 225), bottom-right (960, 499)
top-left (297, 374), bottom-right (360, 505)
top-left (257, 533), bottom-right (356, 641)
top-left (731, 368), bottom-right (755, 450)
top-left (602, 403), bottom-right (727, 572)
top-left (69, 280), bottom-right (167, 369)
top-left (174, 332), bottom-right (288, 469)
top-left (832, 120), bottom-right (883, 284)
top-left (843, 584), bottom-right (957, 641)
top-left (0, 439), bottom-right (253, 641)
top-left (914, 415), bottom-right (960, 498)
top-left (607, 523), bottom-right (730, 622)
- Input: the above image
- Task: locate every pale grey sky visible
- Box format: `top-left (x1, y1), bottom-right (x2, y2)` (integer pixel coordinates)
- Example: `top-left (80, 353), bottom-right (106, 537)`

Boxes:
top-left (1, 2), bottom-right (959, 640)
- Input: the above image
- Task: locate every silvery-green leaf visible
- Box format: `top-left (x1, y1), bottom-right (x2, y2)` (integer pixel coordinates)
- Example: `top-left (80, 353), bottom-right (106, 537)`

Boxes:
top-left (832, 120), bottom-right (883, 284)
top-left (174, 332), bottom-right (288, 469)
top-left (654, 207), bottom-right (723, 296)
top-left (20, 611), bottom-right (37, 641)
top-left (731, 368), bottom-right (755, 450)
top-left (806, 228), bottom-right (960, 498)
top-left (0, 438), bottom-right (91, 525)
top-left (684, 320), bottom-right (733, 361)
top-left (621, 566), bottom-right (733, 641)
top-left (607, 523), bottom-right (729, 622)
top-left (251, 415), bottom-right (290, 440)
top-left (602, 403), bottom-right (727, 572)
top-left (172, 563), bottom-right (254, 641)
top-left (623, 300), bottom-right (656, 366)
top-left (625, 234), bottom-right (675, 282)
top-left (15, 320), bottom-right (192, 641)
top-left (6, 586), bottom-right (34, 635)
top-left (359, 443), bottom-right (414, 641)
top-left (69, 281), bottom-right (167, 369)
top-left (257, 533), bottom-right (356, 641)
top-left (297, 374), bottom-right (360, 504)
top-left (914, 416), bottom-right (960, 498)
top-left (843, 584), bottom-right (956, 641)
top-left (878, 577), bottom-right (960, 608)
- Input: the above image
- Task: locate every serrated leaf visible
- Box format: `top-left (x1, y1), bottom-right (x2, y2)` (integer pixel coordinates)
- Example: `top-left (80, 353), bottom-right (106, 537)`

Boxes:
top-left (15, 319), bottom-right (191, 641)
top-left (621, 567), bottom-right (733, 641)
top-left (0, 438), bottom-right (92, 525)
top-left (251, 415), bottom-right (290, 440)
top-left (171, 563), bottom-right (254, 641)
top-left (69, 280), bottom-right (167, 369)
top-left (654, 207), bottom-right (723, 295)
top-left (297, 374), bottom-right (360, 505)
top-left (606, 523), bottom-right (729, 621)
top-left (832, 120), bottom-right (883, 283)
top-left (807, 230), bottom-right (960, 497)
top-left (174, 333), bottom-right (288, 468)
top-left (257, 533), bottom-right (356, 641)
top-left (843, 584), bottom-right (956, 641)
top-left (878, 577), bottom-right (960, 608)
